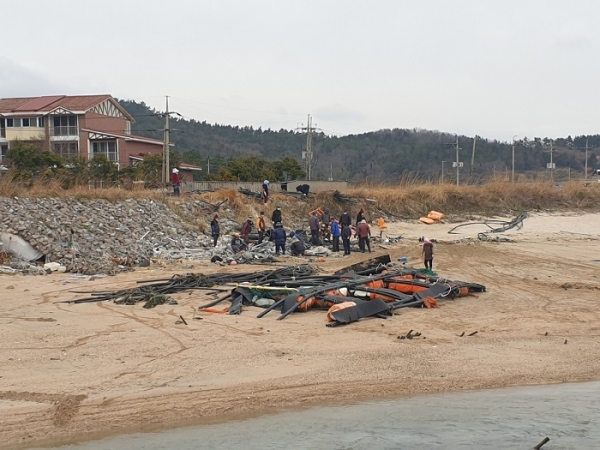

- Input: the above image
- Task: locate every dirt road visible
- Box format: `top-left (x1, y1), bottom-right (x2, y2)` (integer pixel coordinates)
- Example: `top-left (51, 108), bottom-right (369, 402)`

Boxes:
top-left (1, 212), bottom-right (599, 449)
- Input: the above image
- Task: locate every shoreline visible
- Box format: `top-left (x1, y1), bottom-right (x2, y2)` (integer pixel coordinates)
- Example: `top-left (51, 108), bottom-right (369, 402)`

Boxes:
top-left (2, 212), bottom-right (600, 449)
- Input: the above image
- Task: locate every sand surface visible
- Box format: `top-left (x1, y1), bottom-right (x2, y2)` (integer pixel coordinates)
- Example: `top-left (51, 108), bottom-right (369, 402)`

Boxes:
top-left (1, 212), bottom-right (600, 449)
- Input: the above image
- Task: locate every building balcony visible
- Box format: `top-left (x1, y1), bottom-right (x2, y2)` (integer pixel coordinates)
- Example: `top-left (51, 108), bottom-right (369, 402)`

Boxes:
top-left (51, 126), bottom-right (79, 137)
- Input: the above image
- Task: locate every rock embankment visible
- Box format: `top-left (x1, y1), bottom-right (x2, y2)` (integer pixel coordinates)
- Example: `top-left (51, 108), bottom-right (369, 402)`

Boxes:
top-left (0, 197), bottom-right (209, 274)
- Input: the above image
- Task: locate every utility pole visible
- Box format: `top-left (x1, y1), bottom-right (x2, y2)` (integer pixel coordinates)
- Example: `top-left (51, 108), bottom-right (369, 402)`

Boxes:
top-left (585, 138), bottom-right (589, 180)
top-left (207, 157), bottom-right (210, 176)
top-left (543, 140), bottom-right (555, 182)
top-left (297, 114), bottom-right (321, 181)
top-left (444, 136), bottom-right (462, 186)
top-left (159, 96), bottom-right (182, 186)
top-left (453, 135), bottom-right (462, 186)
top-left (441, 161), bottom-right (446, 184)
top-left (305, 114), bottom-right (313, 180)
top-left (470, 136), bottom-right (477, 177)
top-left (550, 140), bottom-right (554, 182)
top-left (162, 96), bottom-right (170, 186)
top-left (512, 135), bottom-right (518, 183)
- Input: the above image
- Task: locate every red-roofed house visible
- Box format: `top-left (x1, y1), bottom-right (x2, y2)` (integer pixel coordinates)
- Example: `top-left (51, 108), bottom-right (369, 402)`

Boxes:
top-left (0, 94), bottom-right (164, 169)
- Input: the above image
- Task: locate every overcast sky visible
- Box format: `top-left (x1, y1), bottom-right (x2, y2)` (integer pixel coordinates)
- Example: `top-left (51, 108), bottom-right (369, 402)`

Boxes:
top-left (1, 0), bottom-right (598, 142)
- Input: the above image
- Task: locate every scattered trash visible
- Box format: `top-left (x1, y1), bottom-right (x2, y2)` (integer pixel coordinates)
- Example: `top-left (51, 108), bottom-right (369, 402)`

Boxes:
top-left (333, 190), bottom-right (358, 205)
top-left (0, 233), bottom-right (44, 261)
top-left (448, 212), bottom-right (527, 240)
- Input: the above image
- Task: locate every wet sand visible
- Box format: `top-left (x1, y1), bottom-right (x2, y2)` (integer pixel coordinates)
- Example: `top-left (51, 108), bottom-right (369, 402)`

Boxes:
top-left (2, 212), bottom-right (600, 449)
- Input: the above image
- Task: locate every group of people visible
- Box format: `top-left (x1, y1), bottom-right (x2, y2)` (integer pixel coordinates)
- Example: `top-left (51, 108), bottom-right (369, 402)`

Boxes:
top-left (210, 207), bottom-right (435, 269)
top-left (308, 207), bottom-right (371, 255)
top-left (209, 207), bottom-right (303, 256)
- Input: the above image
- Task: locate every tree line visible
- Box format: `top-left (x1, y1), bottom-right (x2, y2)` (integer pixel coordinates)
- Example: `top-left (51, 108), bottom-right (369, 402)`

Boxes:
top-left (120, 99), bottom-right (600, 182)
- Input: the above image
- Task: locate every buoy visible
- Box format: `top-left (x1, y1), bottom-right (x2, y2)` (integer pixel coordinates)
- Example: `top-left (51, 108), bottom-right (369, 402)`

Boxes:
top-left (230, 260), bottom-right (238, 265)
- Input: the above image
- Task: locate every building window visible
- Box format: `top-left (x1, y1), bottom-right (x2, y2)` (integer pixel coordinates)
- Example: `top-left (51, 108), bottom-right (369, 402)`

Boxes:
top-left (38, 117), bottom-right (45, 127)
top-left (0, 144), bottom-right (8, 164)
top-left (0, 118), bottom-right (5, 138)
top-left (6, 118), bottom-right (22, 127)
top-left (53, 115), bottom-right (78, 136)
top-left (53, 142), bottom-right (79, 159)
top-left (92, 141), bottom-right (117, 162)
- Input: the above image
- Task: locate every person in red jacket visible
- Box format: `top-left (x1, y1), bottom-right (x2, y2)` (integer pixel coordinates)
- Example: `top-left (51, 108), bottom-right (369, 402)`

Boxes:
top-left (356, 219), bottom-right (371, 253)
top-left (241, 217), bottom-right (253, 245)
top-left (170, 168), bottom-right (180, 196)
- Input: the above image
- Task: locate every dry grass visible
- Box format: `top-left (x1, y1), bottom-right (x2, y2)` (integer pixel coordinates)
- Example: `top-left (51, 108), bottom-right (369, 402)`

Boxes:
top-left (2, 178), bottom-right (600, 224)
top-left (336, 180), bottom-right (600, 218)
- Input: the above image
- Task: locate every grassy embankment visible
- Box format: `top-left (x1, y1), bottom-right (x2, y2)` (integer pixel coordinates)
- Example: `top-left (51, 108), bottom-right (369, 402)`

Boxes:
top-left (2, 178), bottom-right (600, 226)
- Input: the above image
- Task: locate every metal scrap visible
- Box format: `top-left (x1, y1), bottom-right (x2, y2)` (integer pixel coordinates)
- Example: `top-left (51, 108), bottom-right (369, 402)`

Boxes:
top-left (333, 190), bottom-right (358, 205)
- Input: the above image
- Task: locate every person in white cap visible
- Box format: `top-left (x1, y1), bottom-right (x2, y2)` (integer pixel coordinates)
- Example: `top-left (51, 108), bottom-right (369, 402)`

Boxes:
top-left (170, 168), bottom-right (180, 196)
top-left (422, 238), bottom-right (434, 270)
top-left (262, 179), bottom-right (270, 204)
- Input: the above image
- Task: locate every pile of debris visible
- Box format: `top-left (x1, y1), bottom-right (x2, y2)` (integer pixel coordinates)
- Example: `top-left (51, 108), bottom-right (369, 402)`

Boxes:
top-left (66, 256), bottom-right (486, 327)
top-left (0, 197), bottom-right (227, 274)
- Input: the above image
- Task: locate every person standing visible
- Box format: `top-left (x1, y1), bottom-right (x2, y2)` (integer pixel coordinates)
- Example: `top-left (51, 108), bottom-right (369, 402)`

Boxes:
top-left (170, 168), bottom-right (180, 196)
top-left (356, 219), bottom-right (371, 253)
top-left (341, 223), bottom-right (352, 255)
top-left (210, 214), bottom-right (220, 247)
top-left (271, 222), bottom-right (287, 255)
top-left (271, 206), bottom-right (282, 225)
top-left (308, 211), bottom-right (320, 245)
top-left (356, 208), bottom-right (365, 226)
top-left (422, 238), bottom-right (434, 270)
top-left (339, 209), bottom-right (351, 230)
top-left (241, 217), bottom-right (253, 245)
top-left (330, 217), bottom-right (341, 252)
top-left (256, 211), bottom-right (266, 244)
top-left (262, 180), bottom-right (270, 204)
top-left (321, 209), bottom-right (331, 241)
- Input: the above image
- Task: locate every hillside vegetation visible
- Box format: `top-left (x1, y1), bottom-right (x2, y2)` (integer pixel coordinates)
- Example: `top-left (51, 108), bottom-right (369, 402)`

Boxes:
top-left (119, 99), bottom-right (600, 182)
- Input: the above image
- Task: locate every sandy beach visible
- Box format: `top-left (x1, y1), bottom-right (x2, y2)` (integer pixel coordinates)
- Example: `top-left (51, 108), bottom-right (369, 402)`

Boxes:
top-left (2, 212), bottom-right (600, 449)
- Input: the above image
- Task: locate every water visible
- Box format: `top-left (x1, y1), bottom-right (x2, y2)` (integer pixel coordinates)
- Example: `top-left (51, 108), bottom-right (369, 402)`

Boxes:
top-left (41, 381), bottom-right (600, 449)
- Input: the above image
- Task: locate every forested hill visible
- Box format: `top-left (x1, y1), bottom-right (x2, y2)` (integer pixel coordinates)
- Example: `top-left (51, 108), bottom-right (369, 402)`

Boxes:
top-left (119, 99), bottom-right (600, 182)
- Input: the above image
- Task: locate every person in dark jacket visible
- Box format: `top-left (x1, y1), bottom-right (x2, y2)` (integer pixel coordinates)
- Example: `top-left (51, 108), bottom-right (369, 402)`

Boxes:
top-left (262, 180), bottom-right (270, 204)
top-left (231, 233), bottom-right (247, 253)
top-left (330, 217), bottom-right (341, 252)
top-left (270, 222), bottom-right (287, 255)
top-left (271, 207), bottom-right (282, 225)
top-left (308, 211), bottom-right (320, 245)
top-left (422, 238), bottom-right (434, 270)
top-left (210, 214), bottom-right (220, 247)
top-left (341, 224), bottom-right (352, 255)
top-left (356, 208), bottom-right (365, 225)
top-left (290, 236), bottom-right (305, 256)
top-left (321, 209), bottom-right (331, 241)
top-left (339, 209), bottom-right (351, 230)
top-left (296, 184), bottom-right (310, 197)
top-left (289, 231), bottom-right (303, 241)
top-left (241, 217), bottom-right (253, 244)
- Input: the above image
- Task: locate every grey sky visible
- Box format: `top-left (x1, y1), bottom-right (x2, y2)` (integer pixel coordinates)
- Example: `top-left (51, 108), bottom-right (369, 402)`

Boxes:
top-left (2, 0), bottom-right (598, 142)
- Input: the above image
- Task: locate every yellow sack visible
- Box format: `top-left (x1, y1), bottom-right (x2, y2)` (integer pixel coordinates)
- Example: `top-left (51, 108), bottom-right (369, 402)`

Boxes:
top-left (427, 210), bottom-right (445, 221)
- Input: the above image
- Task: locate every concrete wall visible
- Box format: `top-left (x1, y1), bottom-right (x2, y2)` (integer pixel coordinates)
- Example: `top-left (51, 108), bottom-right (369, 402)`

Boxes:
top-left (182, 180), bottom-right (348, 193)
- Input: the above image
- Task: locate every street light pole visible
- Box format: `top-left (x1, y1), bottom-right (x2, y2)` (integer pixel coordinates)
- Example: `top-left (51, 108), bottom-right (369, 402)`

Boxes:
top-left (441, 160), bottom-right (446, 184)
top-left (512, 135), bottom-right (518, 183)
top-left (585, 138), bottom-right (589, 180)
top-left (455, 135), bottom-right (460, 186)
